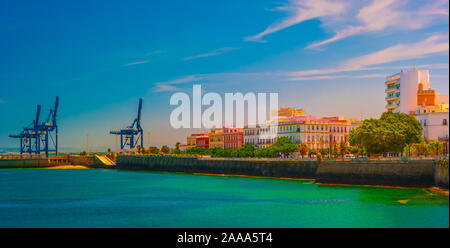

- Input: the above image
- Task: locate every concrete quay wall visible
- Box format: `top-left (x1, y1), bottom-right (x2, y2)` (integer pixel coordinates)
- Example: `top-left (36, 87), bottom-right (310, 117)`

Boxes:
top-left (0, 158), bottom-right (51, 168)
top-left (116, 156), bottom-right (318, 179)
top-left (434, 159), bottom-right (449, 189)
top-left (315, 160), bottom-right (436, 187)
top-left (117, 155), bottom-right (445, 188)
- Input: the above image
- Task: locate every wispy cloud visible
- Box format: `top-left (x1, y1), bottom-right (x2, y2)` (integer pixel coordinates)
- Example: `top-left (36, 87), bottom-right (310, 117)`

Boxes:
top-left (245, 0), bottom-right (346, 42)
top-left (182, 47), bottom-right (239, 61)
top-left (153, 35), bottom-right (448, 85)
top-left (154, 84), bottom-right (183, 92)
top-left (341, 34), bottom-right (449, 68)
top-left (124, 60), bottom-right (149, 67)
top-left (307, 0), bottom-right (449, 49)
top-left (289, 73), bottom-right (387, 81)
top-left (153, 75), bottom-right (204, 92)
top-left (146, 50), bottom-right (166, 56)
top-left (244, 0), bottom-right (448, 47)
top-left (290, 34), bottom-right (449, 77)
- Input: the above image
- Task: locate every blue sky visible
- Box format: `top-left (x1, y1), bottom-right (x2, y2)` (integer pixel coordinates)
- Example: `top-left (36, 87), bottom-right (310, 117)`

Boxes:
top-left (0, 0), bottom-right (448, 149)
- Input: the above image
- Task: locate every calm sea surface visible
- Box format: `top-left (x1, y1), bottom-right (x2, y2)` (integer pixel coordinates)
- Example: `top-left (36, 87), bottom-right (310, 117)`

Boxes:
top-left (0, 169), bottom-right (448, 227)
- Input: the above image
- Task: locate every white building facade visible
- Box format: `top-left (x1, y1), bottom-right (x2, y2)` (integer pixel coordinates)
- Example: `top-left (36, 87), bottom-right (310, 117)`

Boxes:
top-left (415, 105), bottom-right (449, 142)
top-left (244, 118), bottom-right (356, 150)
top-left (385, 68), bottom-right (430, 114)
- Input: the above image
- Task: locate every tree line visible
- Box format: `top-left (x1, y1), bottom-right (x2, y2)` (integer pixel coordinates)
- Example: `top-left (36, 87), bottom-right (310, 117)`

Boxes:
top-left (87, 112), bottom-right (445, 158)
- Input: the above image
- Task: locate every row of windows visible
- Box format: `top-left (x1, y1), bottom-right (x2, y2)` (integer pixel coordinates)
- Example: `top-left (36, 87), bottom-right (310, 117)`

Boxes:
top-left (245, 135), bottom-right (346, 145)
top-left (244, 125), bottom-right (351, 135)
top-left (419, 118), bottom-right (448, 126)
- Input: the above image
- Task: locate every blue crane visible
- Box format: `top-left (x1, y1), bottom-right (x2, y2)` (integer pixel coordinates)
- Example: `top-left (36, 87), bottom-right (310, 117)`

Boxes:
top-left (8, 104), bottom-right (42, 155)
top-left (37, 96), bottom-right (59, 157)
top-left (8, 97), bottom-right (59, 157)
top-left (110, 98), bottom-right (143, 150)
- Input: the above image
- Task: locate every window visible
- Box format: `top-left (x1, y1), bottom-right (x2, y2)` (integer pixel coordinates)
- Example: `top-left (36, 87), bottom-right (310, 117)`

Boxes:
top-left (444, 119), bottom-right (448, 126)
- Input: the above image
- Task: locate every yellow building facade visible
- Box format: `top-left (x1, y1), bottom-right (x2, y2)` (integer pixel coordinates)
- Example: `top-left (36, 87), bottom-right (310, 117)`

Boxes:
top-left (208, 127), bottom-right (224, 149)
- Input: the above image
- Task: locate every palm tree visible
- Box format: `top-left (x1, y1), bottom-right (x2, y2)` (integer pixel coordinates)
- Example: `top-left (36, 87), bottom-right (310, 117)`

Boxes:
top-left (297, 143), bottom-right (308, 158)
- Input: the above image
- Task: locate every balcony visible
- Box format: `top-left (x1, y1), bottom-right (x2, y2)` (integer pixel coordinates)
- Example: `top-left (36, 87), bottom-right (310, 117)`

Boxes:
top-left (385, 78), bottom-right (399, 84)
top-left (385, 102), bottom-right (399, 110)
top-left (385, 95), bottom-right (399, 101)
top-left (385, 85), bottom-right (400, 93)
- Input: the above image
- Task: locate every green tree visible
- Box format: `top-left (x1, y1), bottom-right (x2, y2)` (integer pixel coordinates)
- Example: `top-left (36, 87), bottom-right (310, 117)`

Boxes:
top-left (349, 146), bottom-right (363, 157)
top-left (297, 143), bottom-right (308, 158)
top-left (413, 140), bottom-right (427, 156)
top-left (160, 145), bottom-right (170, 154)
top-left (338, 141), bottom-right (348, 158)
top-left (186, 147), bottom-right (211, 156)
top-left (272, 137), bottom-right (297, 156)
top-left (254, 146), bottom-right (278, 158)
top-left (148, 146), bottom-right (160, 154)
top-left (349, 112), bottom-right (422, 156)
top-left (239, 143), bottom-right (255, 157)
top-left (426, 140), bottom-right (443, 156)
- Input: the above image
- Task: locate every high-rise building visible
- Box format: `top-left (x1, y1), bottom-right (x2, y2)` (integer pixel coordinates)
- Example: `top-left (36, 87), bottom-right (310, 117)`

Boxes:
top-left (385, 68), bottom-right (430, 114)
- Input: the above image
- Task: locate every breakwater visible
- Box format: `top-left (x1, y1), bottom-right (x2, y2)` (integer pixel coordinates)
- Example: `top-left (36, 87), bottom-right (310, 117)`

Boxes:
top-left (117, 155), bottom-right (449, 189)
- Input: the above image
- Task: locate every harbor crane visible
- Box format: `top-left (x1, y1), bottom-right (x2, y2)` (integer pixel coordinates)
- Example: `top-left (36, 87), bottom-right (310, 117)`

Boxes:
top-left (8, 104), bottom-right (42, 155)
top-left (110, 98), bottom-right (143, 150)
top-left (8, 97), bottom-right (59, 157)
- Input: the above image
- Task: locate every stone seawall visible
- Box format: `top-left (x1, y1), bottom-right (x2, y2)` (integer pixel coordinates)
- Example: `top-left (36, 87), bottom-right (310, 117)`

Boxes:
top-left (316, 160), bottom-right (435, 187)
top-left (434, 159), bottom-right (449, 189)
top-left (116, 156), bottom-right (318, 179)
top-left (1, 155), bottom-right (446, 189)
top-left (0, 155), bottom-right (115, 169)
top-left (0, 158), bottom-right (51, 168)
top-left (117, 155), bottom-right (445, 188)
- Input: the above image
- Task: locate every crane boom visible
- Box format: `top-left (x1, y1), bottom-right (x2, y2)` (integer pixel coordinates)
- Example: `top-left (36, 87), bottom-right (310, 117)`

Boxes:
top-left (137, 98), bottom-right (142, 126)
top-left (53, 96), bottom-right (59, 125)
top-left (34, 105), bottom-right (41, 128)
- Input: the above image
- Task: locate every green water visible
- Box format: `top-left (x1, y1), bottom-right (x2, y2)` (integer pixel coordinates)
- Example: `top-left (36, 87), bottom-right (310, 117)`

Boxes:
top-left (0, 169), bottom-right (448, 228)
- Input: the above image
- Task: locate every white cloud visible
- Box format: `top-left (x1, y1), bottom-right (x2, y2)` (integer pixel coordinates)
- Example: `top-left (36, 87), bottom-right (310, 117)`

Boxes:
top-left (146, 50), bottom-right (166, 56)
top-left (154, 84), bottom-right (183, 92)
top-left (153, 35), bottom-right (448, 85)
top-left (245, 0), bottom-right (346, 42)
top-left (124, 60), bottom-right (149, 67)
top-left (341, 34), bottom-right (449, 68)
top-left (153, 75), bottom-right (204, 92)
top-left (182, 47), bottom-right (239, 61)
top-left (289, 73), bottom-right (387, 81)
top-left (290, 34), bottom-right (449, 77)
top-left (307, 0), bottom-right (449, 49)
